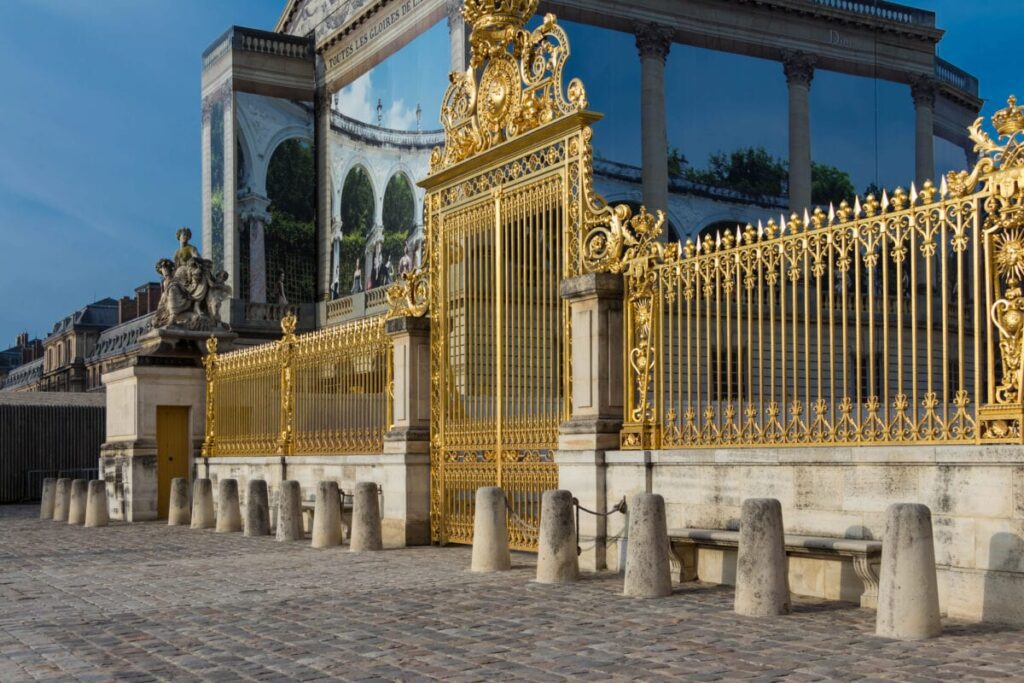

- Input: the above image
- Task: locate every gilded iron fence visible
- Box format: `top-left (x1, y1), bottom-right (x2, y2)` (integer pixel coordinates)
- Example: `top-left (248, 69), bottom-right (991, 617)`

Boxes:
top-left (656, 189), bottom-right (982, 448)
top-left (202, 313), bottom-right (392, 456)
top-left (581, 96), bottom-right (1024, 449)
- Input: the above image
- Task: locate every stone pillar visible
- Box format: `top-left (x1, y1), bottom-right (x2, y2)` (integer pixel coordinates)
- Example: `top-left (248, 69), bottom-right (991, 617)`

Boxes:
top-left (635, 23), bottom-right (672, 215)
top-left (191, 478), bottom-right (215, 529)
top-left (911, 76), bottom-right (937, 186)
top-left (312, 480), bottom-right (343, 548)
top-left (735, 498), bottom-right (791, 617)
top-left (168, 478), bottom-right (191, 526)
top-left (623, 492), bottom-right (672, 598)
top-left (446, 0), bottom-right (471, 73)
top-left (84, 480), bottom-right (110, 528)
top-left (244, 479), bottom-right (271, 537)
top-left (276, 480), bottom-right (304, 541)
top-left (67, 479), bottom-right (88, 526)
top-left (876, 503), bottom-right (942, 640)
top-left (471, 487), bottom-right (512, 572)
top-left (350, 481), bottom-right (383, 552)
top-left (216, 478), bottom-right (242, 533)
top-left (53, 478), bottom-right (71, 522)
top-left (782, 50), bottom-right (815, 212)
top-left (557, 273), bottom-right (624, 571)
top-left (382, 316), bottom-right (432, 547)
top-left (237, 193), bottom-right (272, 304)
top-left (40, 478), bottom-right (56, 519)
top-left (536, 490), bottom-right (579, 583)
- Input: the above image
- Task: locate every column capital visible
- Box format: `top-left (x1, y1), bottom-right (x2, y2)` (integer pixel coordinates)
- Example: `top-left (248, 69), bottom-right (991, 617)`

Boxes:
top-left (910, 75), bottom-right (938, 108)
top-left (446, 0), bottom-right (464, 28)
top-left (781, 49), bottom-right (816, 87)
top-left (237, 193), bottom-right (272, 225)
top-left (635, 23), bottom-right (673, 63)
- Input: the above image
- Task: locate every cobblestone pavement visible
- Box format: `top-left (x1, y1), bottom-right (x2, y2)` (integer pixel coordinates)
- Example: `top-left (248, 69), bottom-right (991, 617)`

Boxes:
top-left (1, 505), bottom-right (1022, 683)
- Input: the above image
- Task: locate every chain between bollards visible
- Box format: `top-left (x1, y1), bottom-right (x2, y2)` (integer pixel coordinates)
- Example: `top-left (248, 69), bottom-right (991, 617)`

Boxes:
top-left (572, 496), bottom-right (627, 557)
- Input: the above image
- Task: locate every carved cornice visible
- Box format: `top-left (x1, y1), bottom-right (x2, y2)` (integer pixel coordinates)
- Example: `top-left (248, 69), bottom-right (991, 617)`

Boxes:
top-left (782, 49), bottom-right (816, 87)
top-left (635, 23), bottom-right (673, 63)
top-left (910, 74), bottom-right (938, 108)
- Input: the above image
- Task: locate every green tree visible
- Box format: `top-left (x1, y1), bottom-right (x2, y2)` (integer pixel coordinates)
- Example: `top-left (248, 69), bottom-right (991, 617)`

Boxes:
top-left (338, 166), bottom-right (375, 293)
top-left (382, 174), bottom-right (415, 265)
top-left (668, 146), bottom-right (687, 178)
top-left (341, 166), bottom-right (375, 238)
top-left (266, 138), bottom-right (316, 302)
top-left (267, 139), bottom-right (315, 222)
top-left (811, 162), bottom-right (856, 207)
top-left (863, 182), bottom-right (883, 199)
top-left (685, 146), bottom-right (788, 197)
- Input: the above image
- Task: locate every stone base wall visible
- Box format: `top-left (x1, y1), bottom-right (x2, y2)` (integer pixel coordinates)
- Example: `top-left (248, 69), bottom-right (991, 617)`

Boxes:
top-left (196, 453), bottom-right (430, 547)
top-left (602, 445), bottom-right (1024, 625)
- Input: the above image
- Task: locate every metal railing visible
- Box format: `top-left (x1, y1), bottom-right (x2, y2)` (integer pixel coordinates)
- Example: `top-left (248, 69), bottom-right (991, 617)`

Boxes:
top-left (203, 313), bottom-right (392, 456)
top-left (581, 95), bottom-right (1024, 449)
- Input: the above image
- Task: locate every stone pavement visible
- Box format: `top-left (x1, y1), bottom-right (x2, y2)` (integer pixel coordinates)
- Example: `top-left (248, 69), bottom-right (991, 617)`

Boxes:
top-left (0, 505), bottom-right (1021, 683)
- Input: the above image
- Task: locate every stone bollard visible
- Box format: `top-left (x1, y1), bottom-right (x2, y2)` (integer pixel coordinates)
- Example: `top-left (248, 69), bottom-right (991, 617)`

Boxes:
top-left (84, 481), bottom-right (109, 528)
top-left (735, 498), bottom-right (791, 616)
top-left (876, 503), bottom-right (942, 640)
top-left (40, 478), bottom-right (57, 519)
top-left (276, 481), bottom-right (304, 541)
top-left (168, 478), bottom-right (191, 526)
top-left (53, 478), bottom-right (72, 522)
top-left (471, 487), bottom-right (511, 572)
top-left (216, 479), bottom-right (242, 533)
top-left (623, 493), bottom-right (672, 598)
top-left (311, 481), bottom-right (343, 548)
top-left (350, 481), bottom-right (383, 552)
top-left (244, 479), bottom-right (271, 537)
top-left (67, 479), bottom-right (88, 526)
top-left (536, 490), bottom-right (579, 583)
top-left (191, 479), bottom-right (215, 529)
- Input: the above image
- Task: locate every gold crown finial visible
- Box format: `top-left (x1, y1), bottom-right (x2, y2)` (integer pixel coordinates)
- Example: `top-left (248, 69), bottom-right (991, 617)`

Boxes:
top-left (993, 95), bottom-right (1024, 137)
top-left (462, 0), bottom-right (538, 34)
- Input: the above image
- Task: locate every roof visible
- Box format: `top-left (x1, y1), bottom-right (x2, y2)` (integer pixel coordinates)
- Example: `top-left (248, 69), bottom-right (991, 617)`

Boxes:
top-left (88, 312), bottom-right (155, 363)
top-left (1, 358), bottom-right (43, 390)
top-left (0, 391), bottom-right (105, 408)
top-left (47, 298), bottom-right (119, 338)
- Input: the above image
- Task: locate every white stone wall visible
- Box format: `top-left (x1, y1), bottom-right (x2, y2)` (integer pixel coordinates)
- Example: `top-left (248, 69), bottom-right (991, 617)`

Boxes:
top-left (602, 445), bottom-right (1024, 624)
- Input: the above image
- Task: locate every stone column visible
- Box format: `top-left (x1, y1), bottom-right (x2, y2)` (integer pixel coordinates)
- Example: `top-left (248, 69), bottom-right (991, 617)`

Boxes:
top-left (237, 193), bottom-right (272, 304)
top-left (782, 50), bottom-right (815, 212)
top-left (557, 273), bottom-right (625, 572)
top-left (447, 0), bottom-right (471, 73)
top-left (911, 76), bottom-right (937, 185)
top-left (382, 316), bottom-right (432, 546)
top-left (636, 23), bottom-right (672, 216)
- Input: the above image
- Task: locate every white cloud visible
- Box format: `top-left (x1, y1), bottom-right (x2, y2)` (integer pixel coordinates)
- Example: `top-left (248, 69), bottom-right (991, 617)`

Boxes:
top-left (335, 71), bottom-right (420, 131)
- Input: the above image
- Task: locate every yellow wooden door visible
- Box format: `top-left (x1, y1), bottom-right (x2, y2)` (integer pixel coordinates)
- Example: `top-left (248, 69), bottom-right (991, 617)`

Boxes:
top-left (156, 406), bottom-right (191, 519)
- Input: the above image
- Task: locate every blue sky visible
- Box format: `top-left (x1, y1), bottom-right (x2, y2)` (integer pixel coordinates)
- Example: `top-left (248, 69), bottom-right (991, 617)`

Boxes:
top-left (0, 0), bottom-right (1019, 346)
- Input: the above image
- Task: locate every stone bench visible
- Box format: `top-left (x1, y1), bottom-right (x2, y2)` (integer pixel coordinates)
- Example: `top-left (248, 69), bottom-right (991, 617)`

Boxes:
top-left (668, 528), bottom-right (882, 608)
top-left (300, 493), bottom-right (354, 536)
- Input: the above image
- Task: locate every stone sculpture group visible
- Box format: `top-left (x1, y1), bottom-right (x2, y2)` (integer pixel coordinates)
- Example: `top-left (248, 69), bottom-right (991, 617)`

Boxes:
top-left (150, 227), bottom-right (232, 331)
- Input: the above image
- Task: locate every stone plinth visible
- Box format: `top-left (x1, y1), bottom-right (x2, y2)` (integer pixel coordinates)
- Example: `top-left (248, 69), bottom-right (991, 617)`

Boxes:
top-left (100, 358), bottom-right (210, 522)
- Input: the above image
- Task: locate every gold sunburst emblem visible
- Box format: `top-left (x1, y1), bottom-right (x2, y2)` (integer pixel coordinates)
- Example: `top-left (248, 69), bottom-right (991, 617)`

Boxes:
top-left (994, 229), bottom-right (1024, 281)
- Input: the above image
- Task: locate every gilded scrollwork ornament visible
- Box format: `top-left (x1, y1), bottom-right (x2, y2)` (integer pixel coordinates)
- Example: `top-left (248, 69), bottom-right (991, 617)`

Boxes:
top-left (432, 2), bottom-right (588, 172)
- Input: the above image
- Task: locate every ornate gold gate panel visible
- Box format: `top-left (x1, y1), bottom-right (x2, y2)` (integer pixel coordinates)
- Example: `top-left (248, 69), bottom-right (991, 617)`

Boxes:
top-left (386, 0), bottom-right (628, 550)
